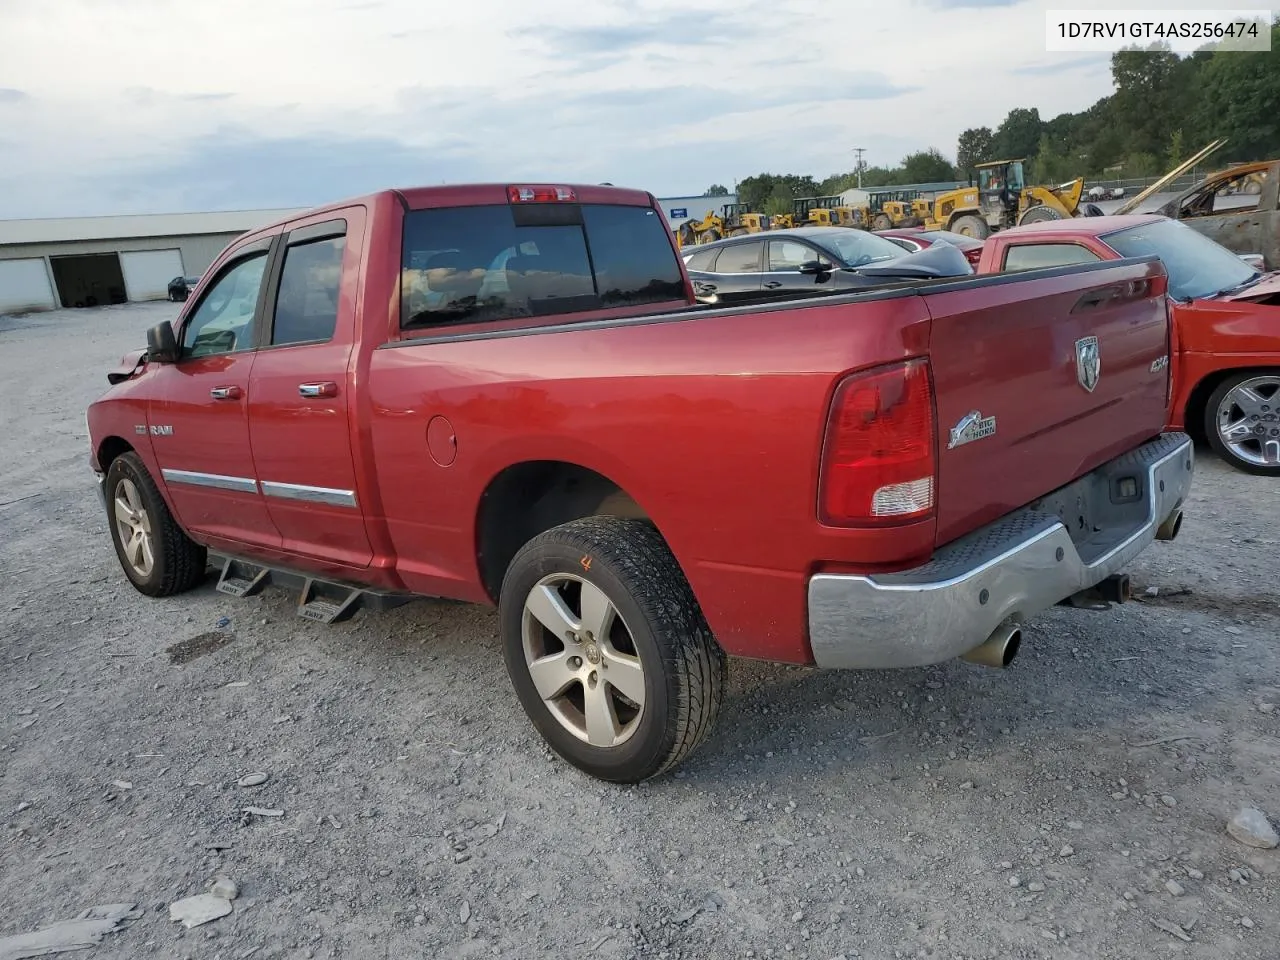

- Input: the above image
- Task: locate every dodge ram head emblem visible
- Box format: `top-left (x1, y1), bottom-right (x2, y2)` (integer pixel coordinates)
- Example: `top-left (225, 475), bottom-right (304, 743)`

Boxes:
top-left (1075, 336), bottom-right (1101, 393)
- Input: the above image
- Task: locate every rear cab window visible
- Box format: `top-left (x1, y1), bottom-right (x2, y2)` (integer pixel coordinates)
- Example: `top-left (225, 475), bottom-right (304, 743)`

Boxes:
top-left (1003, 243), bottom-right (1100, 272)
top-left (401, 200), bottom-right (685, 329)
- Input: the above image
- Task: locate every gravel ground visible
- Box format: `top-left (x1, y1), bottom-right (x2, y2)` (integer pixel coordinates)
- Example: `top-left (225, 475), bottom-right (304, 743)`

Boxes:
top-left (2, 302), bottom-right (1277, 960)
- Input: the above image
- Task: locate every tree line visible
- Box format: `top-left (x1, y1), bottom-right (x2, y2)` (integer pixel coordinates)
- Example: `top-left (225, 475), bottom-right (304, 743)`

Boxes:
top-left (714, 19), bottom-right (1278, 215)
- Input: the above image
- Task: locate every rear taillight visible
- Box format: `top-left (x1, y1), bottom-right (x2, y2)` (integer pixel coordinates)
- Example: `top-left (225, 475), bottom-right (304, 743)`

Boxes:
top-left (507, 184), bottom-right (577, 203)
top-left (819, 359), bottom-right (937, 526)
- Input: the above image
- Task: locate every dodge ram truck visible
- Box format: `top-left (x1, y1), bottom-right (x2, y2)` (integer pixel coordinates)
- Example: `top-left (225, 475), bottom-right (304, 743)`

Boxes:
top-left (87, 182), bottom-right (1194, 782)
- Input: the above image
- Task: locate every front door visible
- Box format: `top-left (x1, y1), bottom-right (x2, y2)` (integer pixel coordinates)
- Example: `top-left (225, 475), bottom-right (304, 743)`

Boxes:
top-left (247, 213), bottom-right (373, 569)
top-left (148, 238), bottom-right (281, 548)
top-left (761, 239), bottom-right (837, 300)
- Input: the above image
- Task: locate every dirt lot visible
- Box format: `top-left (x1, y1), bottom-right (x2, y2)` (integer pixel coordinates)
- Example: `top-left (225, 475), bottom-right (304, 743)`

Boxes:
top-left (2, 302), bottom-right (1277, 960)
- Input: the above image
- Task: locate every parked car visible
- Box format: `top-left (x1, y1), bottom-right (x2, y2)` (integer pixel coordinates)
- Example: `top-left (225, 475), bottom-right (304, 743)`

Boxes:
top-left (167, 276), bottom-right (202, 302)
top-left (87, 183), bottom-right (1191, 782)
top-left (975, 214), bottom-right (1279, 475)
top-left (874, 227), bottom-right (986, 266)
top-left (1152, 160), bottom-right (1278, 270)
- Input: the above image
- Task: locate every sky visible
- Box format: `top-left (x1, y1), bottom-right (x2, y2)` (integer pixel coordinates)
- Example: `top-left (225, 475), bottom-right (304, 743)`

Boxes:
top-left (0, 0), bottom-right (1267, 218)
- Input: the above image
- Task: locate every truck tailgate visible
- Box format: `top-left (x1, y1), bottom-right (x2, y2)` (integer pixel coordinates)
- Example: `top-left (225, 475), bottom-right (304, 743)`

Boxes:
top-left (924, 258), bottom-right (1170, 546)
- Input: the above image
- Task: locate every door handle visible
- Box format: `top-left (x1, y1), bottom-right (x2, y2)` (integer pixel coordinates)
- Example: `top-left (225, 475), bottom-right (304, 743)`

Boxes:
top-left (695, 282), bottom-right (717, 292)
top-left (763, 281), bottom-right (783, 289)
top-left (210, 386), bottom-right (242, 400)
top-left (298, 382), bottom-right (338, 398)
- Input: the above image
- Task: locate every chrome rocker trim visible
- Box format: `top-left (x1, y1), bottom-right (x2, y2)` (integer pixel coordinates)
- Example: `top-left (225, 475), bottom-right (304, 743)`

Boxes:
top-left (161, 469), bottom-right (259, 495)
top-left (260, 480), bottom-right (358, 508)
top-left (807, 432), bottom-right (1194, 669)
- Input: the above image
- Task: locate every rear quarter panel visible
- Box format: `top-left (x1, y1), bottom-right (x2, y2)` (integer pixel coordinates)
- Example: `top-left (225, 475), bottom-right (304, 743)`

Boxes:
top-left (365, 294), bottom-right (936, 663)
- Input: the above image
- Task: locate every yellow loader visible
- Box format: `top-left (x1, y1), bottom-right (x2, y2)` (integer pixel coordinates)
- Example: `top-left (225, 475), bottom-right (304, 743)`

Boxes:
top-left (924, 159), bottom-right (1086, 238)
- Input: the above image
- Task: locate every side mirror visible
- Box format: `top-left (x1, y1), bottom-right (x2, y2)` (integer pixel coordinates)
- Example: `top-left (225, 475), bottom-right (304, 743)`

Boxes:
top-left (798, 260), bottom-right (828, 276)
top-left (146, 321), bottom-right (178, 363)
top-left (1238, 253), bottom-right (1266, 271)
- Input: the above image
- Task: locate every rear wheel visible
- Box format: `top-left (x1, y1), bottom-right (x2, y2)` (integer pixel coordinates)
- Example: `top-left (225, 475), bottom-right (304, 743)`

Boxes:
top-left (1019, 205), bottom-right (1064, 226)
top-left (1205, 372), bottom-right (1280, 475)
top-left (105, 452), bottom-right (207, 596)
top-left (499, 516), bottom-right (726, 783)
top-left (950, 214), bottom-right (990, 239)
top-left (872, 213), bottom-right (892, 231)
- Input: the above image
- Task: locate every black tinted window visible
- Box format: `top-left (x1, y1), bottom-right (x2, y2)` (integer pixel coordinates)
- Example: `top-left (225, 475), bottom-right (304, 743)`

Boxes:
top-left (684, 247), bottom-right (720, 271)
top-left (401, 203), bottom-right (683, 328)
top-left (715, 241), bottom-right (763, 274)
top-left (580, 205), bottom-right (684, 306)
top-left (272, 235), bottom-right (345, 346)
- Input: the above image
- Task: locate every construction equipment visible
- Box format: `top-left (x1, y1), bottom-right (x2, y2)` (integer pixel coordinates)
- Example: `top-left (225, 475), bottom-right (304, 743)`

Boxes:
top-left (924, 159), bottom-right (1087, 238)
top-left (792, 196), bottom-right (856, 227)
top-left (676, 202), bottom-right (770, 247)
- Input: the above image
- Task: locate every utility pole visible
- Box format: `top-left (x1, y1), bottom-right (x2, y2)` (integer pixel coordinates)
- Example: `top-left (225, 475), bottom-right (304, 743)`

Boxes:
top-left (852, 147), bottom-right (866, 188)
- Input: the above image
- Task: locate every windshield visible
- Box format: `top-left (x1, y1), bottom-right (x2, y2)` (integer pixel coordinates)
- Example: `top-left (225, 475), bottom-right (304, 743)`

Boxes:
top-left (810, 230), bottom-right (906, 267)
top-left (1104, 218), bottom-right (1257, 301)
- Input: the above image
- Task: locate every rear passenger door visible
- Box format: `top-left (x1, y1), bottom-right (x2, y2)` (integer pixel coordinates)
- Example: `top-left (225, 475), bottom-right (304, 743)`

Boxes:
top-left (697, 240), bottom-right (764, 305)
top-left (246, 208), bottom-right (374, 570)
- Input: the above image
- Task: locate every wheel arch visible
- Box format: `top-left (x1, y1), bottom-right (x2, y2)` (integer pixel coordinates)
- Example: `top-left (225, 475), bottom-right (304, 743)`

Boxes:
top-left (96, 435), bottom-right (136, 472)
top-left (475, 460), bottom-right (672, 603)
top-left (1184, 365), bottom-right (1280, 444)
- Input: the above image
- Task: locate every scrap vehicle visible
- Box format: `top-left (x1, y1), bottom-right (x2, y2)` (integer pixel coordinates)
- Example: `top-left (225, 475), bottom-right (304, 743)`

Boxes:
top-left (924, 159), bottom-right (1090, 238)
top-left (875, 226), bottom-right (986, 266)
top-left (1146, 159), bottom-right (1279, 271)
top-left (682, 225), bottom-right (971, 305)
top-left (975, 213), bottom-right (1280, 474)
top-left (87, 181), bottom-right (1192, 783)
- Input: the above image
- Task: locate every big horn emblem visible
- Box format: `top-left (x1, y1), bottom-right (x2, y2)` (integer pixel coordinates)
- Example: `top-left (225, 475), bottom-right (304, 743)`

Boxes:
top-left (1075, 336), bottom-right (1101, 393)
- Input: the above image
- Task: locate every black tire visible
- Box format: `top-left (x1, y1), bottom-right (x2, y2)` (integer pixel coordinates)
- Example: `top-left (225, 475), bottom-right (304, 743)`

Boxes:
top-left (950, 214), bottom-right (990, 239)
top-left (698, 228), bottom-right (722, 244)
top-left (1019, 205), bottom-right (1064, 226)
top-left (499, 516), bottom-right (726, 783)
top-left (104, 452), bottom-right (208, 596)
top-left (872, 213), bottom-right (892, 231)
top-left (1204, 371), bottom-right (1280, 476)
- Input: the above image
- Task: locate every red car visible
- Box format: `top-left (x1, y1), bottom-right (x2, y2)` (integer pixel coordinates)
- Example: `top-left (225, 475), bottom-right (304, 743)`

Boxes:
top-left (875, 227), bottom-right (986, 266)
top-left (86, 183), bottom-right (1190, 781)
top-left (976, 215), bottom-right (1280, 475)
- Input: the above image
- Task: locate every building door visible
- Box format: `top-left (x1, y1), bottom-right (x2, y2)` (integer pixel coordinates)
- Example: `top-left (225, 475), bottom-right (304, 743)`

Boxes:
top-left (49, 253), bottom-right (126, 307)
top-left (0, 258), bottom-right (55, 313)
top-left (121, 249), bottom-right (185, 301)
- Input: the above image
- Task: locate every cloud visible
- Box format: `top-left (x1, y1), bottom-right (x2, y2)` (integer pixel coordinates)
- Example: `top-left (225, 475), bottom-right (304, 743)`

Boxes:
top-left (1012, 54), bottom-right (1110, 76)
top-left (920, 0), bottom-right (1024, 6)
top-left (0, 88), bottom-right (29, 103)
top-left (513, 9), bottom-right (758, 55)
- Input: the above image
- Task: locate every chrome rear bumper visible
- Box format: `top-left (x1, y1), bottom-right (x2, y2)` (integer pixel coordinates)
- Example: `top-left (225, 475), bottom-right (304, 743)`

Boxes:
top-left (807, 432), bottom-right (1194, 669)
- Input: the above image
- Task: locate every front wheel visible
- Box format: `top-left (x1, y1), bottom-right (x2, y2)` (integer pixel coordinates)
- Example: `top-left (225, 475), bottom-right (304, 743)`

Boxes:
top-left (871, 213), bottom-right (892, 231)
top-left (499, 516), bottom-right (726, 783)
top-left (1019, 205), bottom-right (1064, 226)
top-left (950, 214), bottom-right (990, 239)
top-left (1205, 372), bottom-right (1280, 475)
top-left (105, 452), bottom-right (208, 596)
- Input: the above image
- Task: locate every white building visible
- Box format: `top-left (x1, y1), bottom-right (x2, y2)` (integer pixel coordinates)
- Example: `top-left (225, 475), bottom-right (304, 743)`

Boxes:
top-left (656, 194), bottom-right (739, 231)
top-left (0, 208), bottom-right (305, 314)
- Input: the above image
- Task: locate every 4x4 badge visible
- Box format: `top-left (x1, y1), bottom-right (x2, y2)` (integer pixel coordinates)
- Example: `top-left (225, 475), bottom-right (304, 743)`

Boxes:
top-left (1076, 336), bottom-right (1101, 393)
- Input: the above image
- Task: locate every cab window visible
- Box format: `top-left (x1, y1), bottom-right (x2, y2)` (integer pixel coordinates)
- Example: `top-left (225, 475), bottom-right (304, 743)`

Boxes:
top-left (181, 253), bottom-right (268, 359)
top-left (1002, 243), bottom-right (1100, 272)
top-left (271, 233), bottom-right (346, 346)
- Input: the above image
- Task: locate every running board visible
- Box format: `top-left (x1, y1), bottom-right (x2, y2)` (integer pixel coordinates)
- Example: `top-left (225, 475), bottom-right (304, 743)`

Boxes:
top-left (209, 553), bottom-right (412, 624)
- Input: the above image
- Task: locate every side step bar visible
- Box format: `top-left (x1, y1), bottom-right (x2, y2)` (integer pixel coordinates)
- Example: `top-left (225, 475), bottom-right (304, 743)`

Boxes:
top-left (210, 553), bottom-right (412, 625)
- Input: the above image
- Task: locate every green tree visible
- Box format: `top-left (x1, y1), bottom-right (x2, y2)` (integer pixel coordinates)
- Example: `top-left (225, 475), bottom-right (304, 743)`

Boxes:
top-left (1166, 128), bottom-right (1185, 170)
top-left (1029, 134), bottom-right (1073, 183)
top-left (901, 149), bottom-right (956, 183)
top-left (1197, 18), bottom-right (1280, 157)
top-left (991, 108), bottom-right (1043, 161)
top-left (704, 184), bottom-right (729, 196)
top-left (1109, 43), bottom-right (1205, 162)
top-left (956, 127), bottom-right (994, 178)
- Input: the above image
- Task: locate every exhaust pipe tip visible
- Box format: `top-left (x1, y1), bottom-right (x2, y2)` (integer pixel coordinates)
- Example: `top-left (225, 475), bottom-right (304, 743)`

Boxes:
top-left (962, 624), bottom-right (1022, 669)
top-left (1156, 509), bottom-right (1183, 542)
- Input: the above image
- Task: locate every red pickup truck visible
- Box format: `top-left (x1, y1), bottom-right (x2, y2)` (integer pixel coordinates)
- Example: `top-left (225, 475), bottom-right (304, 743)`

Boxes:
top-left (87, 183), bottom-right (1193, 782)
